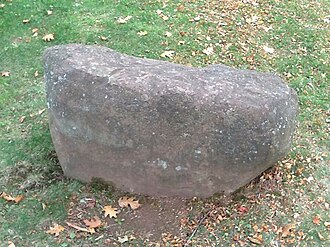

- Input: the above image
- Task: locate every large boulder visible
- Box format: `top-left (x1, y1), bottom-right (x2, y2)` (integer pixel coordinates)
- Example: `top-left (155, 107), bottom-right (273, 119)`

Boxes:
top-left (44, 44), bottom-right (298, 198)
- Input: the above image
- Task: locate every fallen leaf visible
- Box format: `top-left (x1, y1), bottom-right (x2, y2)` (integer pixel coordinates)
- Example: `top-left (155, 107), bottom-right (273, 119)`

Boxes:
top-left (0, 4), bottom-right (5, 8)
top-left (103, 205), bottom-right (119, 218)
top-left (118, 196), bottom-right (141, 210)
top-left (282, 223), bottom-right (296, 238)
top-left (160, 50), bottom-right (175, 59)
top-left (116, 16), bottom-right (132, 24)
top-left (0, 192), bottom-right (24, 203)
top-left (34, 70), bottom-right (39, 77)
top-left (23, 19), bottom-right (30, 24)
top-left (177, 4), bottom-right (185, 12)
top-left (137, 31), bottom-right (148, 36)
top-left (323, 15), bottom-right (330, 23)
top-left (237, 205), bottom-right (249, 214)
top-left (164, 31), bottom-right (172, 37)
top-left (317, 232), bottom-right (325, 241)
top-left (38, 109), bottom-right (46, 115)
top-left (66, 221), bottom-right (95, 234)
top-left (202, 46), bottom-right (214, 56)
top-left (83, 216), bottom-right (102, 229)
top-left (46, 223), bottom-right (65, 237)
top-left (247, 236), bottom-right (263, 245)
top-left (19, 116), bottom-right (26, 123)
top-left (1, 71), bottom-right (10, 77)
top-left (100, 36), bottom-right (108, 41)
top-left (263, 46), bottom-right (275, 54)
top-left (47, 10), bottom-right (53, 15)
top-left (118, 235), bottom-right (129, 244)
top-left (42, 33), bottom-right (54, 42)
top-left (156, 10), bottom-right (169, 21)
top-left (313, 215), bottom-right (321, 225)
top-left (8, 241), bottom-right (15, 247)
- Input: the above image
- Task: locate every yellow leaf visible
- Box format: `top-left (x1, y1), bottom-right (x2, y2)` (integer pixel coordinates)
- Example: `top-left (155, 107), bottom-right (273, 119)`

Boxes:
top-left (118, 196), bottom-right (141, 210)
top-left (103, 205), bottom-right (119, 218)
top-left (1, 71), bottom-right (10, 77)
top-left (46, 223), bottom-right (65, 237)
top-left (42, 33), bottom-right (54, 42)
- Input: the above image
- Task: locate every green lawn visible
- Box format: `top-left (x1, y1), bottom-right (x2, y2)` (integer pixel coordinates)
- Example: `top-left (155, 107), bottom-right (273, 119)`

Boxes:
top-left (0, 0), bottom-right (329, 246)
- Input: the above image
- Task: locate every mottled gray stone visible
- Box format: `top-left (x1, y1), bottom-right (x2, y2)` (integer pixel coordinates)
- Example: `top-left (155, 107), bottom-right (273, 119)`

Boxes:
top-left (44, 44), bottom-right (298, 198)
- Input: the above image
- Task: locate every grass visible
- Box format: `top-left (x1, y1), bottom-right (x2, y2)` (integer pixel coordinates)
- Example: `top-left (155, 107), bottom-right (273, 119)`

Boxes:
top-left (0, 0), bottom-right (329, 246)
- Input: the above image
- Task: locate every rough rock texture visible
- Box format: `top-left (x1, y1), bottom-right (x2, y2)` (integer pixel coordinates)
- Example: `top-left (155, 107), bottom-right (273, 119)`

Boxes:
top-left (44, 44), bottom-right (298, 198)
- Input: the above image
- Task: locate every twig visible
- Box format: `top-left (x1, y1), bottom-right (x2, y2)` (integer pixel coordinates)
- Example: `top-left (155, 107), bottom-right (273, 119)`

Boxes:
top-left (183, 210), bottom-right (211, 247)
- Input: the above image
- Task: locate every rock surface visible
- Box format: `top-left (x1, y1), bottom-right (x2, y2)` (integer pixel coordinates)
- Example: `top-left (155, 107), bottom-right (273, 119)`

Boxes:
top-left (44, 44), bottom-right (298, 198)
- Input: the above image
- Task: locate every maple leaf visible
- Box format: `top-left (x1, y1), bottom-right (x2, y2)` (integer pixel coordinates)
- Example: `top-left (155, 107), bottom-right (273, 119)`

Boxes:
top-left (118, 196), bottom-right (141, 210)
top-left (83, 216), bottom-right (102, 229)
top-left (46, 223), bottom-right (65, 237)
top-left (1, 71), bottom-right (10, 77)
top-left (116, 16), bottom-right (132, 24)
top-left (137, 31), bottom-right (148, 36)
top-left (160, 50), bottom-right (175, 59)
top-left (103, 205), bottom-right (119, 218)
top-left (312, 215), bottom-right (321, 225)
top-left (42, 33), bottom-right (54, 42)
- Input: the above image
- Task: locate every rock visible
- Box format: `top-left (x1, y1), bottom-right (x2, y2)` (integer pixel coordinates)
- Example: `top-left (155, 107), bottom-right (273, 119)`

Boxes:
top-left (44, 44), bottom-right (298, 198)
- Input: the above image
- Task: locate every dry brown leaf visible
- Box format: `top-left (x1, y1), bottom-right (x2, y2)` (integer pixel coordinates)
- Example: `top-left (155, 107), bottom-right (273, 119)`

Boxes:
top-left (1, 71), bottom-right (10, 77)
top-left (42, 33), bottom-right (54, 42)
top-left (66, 221), bottom-right (95, 234)
top-left (160, 50), bottom-right (175, 59)
top-left (19, 116), bottom-right (26, 123)
top-left (100, 36), bottom-right (108, 41)
top-left (282, 223), bottom-right (296, 238)
top-left (247, 236), bottom-right (263, 245)
top-left (103, 205), bottom-right (119, 218)
top-left (83, 216), bottom-right (102, 229)
top-left (156, 10), bottom-right (169, 21)
top-left (118, 196), bottom-right (141, 210)
top-left (46, 223), bottom-right (65, 237)
top-left (313, 215), bottom-right (321, 225)
top-left (23, 19), bottom-right (30, 24)
top-left (0, 192), bottom-right (24, 203)
top-left (32, 28), bottom-right (38, 35)
top-left (317, 232), bottom-right (325, 241)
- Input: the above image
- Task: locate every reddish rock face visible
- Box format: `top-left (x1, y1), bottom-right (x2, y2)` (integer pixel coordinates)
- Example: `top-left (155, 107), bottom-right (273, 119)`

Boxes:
top-left (44, 44), bottom-right (298, 198)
